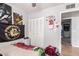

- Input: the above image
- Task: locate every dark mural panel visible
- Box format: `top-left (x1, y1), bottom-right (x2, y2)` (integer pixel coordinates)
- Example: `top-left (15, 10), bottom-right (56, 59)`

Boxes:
top-left (0, 23), bottom-right (24, 42)
top-left (0, 3), bottom-right (25, 42)
top-left (0, 3), bottom-right (12, 24)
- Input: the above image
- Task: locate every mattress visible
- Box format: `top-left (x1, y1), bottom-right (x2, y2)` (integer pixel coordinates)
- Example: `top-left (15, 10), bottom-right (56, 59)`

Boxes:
top-left (0, 45), bottom-right (38, 56)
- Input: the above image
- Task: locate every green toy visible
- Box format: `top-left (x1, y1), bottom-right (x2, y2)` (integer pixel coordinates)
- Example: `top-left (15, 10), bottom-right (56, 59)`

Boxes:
top-left (33, 47), bottom-right (45, 56)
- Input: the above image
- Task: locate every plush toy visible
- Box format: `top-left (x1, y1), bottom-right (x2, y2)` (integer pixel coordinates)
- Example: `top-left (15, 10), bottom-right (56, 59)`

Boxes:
top-left (45, 45), bottom-right (60, 56)
top-left (33, 47), bottom-right (45, 56)
top-left (15, 42), bottom-right (35, 50)
top-left (16, 42), bottom-right (25, 47)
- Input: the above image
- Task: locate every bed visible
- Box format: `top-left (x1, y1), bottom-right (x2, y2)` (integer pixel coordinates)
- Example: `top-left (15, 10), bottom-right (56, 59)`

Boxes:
top-left (0, 40), bottom-right (46, 56)
top-left (0, 40), bottom-right (60, 56)
top-left (0, 45), bottom-right (40, 56)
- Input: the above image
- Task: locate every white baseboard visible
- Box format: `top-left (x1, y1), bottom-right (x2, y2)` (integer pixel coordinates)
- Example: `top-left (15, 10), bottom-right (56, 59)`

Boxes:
top-left (72, 44), bottom-right (79, 48)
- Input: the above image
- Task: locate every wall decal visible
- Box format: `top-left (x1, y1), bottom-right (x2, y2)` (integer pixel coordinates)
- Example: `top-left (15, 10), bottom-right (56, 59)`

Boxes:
top-left (13, 12), bottom-right (23, 25)
top-left (46, 16), bottom-right (59, 30)
top-left (46, 16), bottom-right (55, 29)
top-left (0, 3), bottom-right (12, 24)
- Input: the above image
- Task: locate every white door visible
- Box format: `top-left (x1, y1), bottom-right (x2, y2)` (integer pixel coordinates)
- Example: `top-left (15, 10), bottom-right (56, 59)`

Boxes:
top-left (28, 17), bottom-right (45, 47)
top-left (72, 17), bottom-right (79, 47)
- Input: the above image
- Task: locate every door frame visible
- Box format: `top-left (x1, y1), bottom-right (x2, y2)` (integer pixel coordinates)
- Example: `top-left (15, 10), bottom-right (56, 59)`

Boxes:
top-left (60, 8), bottom-right (79, 47)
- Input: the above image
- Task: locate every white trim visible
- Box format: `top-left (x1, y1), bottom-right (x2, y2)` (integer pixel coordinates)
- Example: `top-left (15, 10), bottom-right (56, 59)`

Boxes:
top-left (60, 8), bottom-right (79, 14)
top-left (72, 44), bottom-right (79, 48)
top-left (62, 17), bottom-right (72, 20)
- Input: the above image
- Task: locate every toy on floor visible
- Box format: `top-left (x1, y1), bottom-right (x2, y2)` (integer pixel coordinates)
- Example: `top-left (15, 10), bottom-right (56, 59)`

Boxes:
top-left (15, 42), bottom-right (45, 56)
top-left (33, 47), bottom-right (45, 56)
top-left (15, 42), bottom-right (35, 50)
top-left (45, 45), bottom-right (60, 56)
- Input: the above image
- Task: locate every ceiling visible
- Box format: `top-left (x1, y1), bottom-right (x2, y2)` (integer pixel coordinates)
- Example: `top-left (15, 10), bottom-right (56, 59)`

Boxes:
top-left (8, 3), bottom-right (63, 13)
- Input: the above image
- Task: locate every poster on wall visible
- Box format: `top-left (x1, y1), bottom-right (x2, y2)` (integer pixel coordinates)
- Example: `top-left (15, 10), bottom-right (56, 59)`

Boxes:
top-left (0, 23), bottom-right (24, 42)
top-left (46, 16), bottom-right (59, 30)
top-left (0, 3), bottom-right (12, 24)
top-left (13, 12), bottom-right (23, 25)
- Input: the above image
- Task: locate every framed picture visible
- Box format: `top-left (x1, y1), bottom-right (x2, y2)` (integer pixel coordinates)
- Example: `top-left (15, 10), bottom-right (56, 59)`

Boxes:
top-left (0, 3), bottom-right (12, 24)
top-left (13, 12), bottom-right (23, 25)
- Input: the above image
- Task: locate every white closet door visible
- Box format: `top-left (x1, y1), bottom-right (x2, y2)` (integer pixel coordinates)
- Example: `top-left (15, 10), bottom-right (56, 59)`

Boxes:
top-left (28, 17), bottom-right (45, 47)
top-left (37, 17), bottom-right (44, 47)
top-left (72, 17), bottom-right (79, 47)
top-left (28, 19), bottom-right (34, 43)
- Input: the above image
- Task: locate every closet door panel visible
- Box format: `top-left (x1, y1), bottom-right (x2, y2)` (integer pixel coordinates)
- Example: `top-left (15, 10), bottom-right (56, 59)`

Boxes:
top-left (29, 17), bottom-right (44, 47)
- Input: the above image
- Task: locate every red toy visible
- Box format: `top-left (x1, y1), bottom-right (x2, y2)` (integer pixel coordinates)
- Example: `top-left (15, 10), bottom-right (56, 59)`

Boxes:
top-left (15, 42), bottom-right (35, 50)
top-left (45, 45), bottom-right (60, 56)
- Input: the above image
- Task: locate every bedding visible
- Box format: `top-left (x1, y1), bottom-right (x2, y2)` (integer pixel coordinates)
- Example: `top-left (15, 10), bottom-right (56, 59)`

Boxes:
top-left (0, 45), bottom-right (39, 56)
top-left (0, 43), bottom-right (45, 56)
top-left (0, 42), bottom-right (59, 56)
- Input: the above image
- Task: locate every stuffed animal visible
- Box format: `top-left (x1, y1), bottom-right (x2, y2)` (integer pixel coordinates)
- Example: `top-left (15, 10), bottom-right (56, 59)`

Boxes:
top-left (45, 45), bottom-right (60, 56)
top-left (33, 47), bottom-right (45, 56)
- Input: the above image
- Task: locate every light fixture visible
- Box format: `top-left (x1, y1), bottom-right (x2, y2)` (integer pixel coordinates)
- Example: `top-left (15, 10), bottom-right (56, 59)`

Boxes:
top-left (32, 3), bottom-right (36, 7)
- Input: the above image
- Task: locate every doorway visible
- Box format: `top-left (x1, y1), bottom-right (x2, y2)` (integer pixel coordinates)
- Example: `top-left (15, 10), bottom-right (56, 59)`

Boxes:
top-left (61, 18), bottom-right (71, 45)
top-left (61, 10), bottom-right (79, 56)
top-left (61, 12), bottom-right (72, 56)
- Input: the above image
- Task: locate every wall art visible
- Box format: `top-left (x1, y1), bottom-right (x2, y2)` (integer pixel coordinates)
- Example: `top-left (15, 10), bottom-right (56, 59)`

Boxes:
top-left (0, 3), bottom-right (12, 24)
top-left (46, 16), bottom-right (59, 30)
top-left (13, 12), bottom-right (23, 25)
top-left (0, 23), bottom-right (24, 42)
